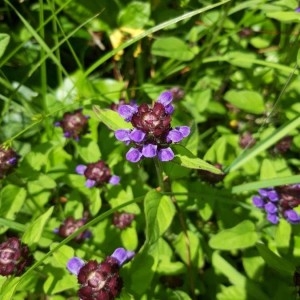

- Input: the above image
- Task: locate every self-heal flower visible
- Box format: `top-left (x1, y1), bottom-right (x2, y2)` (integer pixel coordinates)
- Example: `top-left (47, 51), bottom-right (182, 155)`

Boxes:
top-left (66, 248), bottom-right (135, 300)
top-left (0, 237), bottom-right (33, 276)
top-left (55, 216), bottom-right (91, 242)
top-left (113, 212), bottom-right (135, 229)
top-left (252, 184), bottom-right (300, 225)
top-left (0, 146), bottom-right (19, 179)
top-left (75, 160), bottom-right (120, 188)
top-left (55, 109), bottom-right (89, 140)
top-left (115, 90), bottom-right (190, 163)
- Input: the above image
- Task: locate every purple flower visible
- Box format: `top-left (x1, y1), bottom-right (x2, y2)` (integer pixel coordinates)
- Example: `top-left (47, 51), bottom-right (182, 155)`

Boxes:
top-left (113, 212), bottom-right (135, 229)
top-left (55, 216), bottom-right (91, 243)
top-left (0, 237), bottom-right (33, 276)
top-left (111, 248), bottom-right (135, 266)
top-left (267, 213), bottom-right (279, 224)
top-left (0, 146), bottom-right (20, 178)
top-left (66, 248), bottom-right (135, 300)
top-left (75, 160), bottom-right (120, 187)
top-left (284, 210), bottom-right (300, 224)
top-left (55, 109), bottom-right (89, 140)
top-left (114, 90), bottom-right (190, 163)
top-left (296, 7), bottom-right (300, 13)
top-left (252, 183), bottom-right (300, 225)
top-left (142, 144), bottom-right (157, 158)
top-left (67, 257), bottom-right (85, 275)
top-left (157, 147), bottom-right (174, 161)
top-left (118, 105), bottom-right (138, 121)
top-left (252, 196), bottom-right (264, 208)
top-left (126, 148), bottom-right (143, 163)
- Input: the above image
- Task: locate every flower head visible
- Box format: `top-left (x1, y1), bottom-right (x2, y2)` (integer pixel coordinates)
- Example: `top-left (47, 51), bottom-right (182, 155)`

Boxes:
top-left (114, 91), bottom-right (190, 163)
top-left (75, 160), bottom-right (120, 188)
top-left (113, 212), bottom-right (135, 229)
top-left (55, 216), bottom-right (91, 242)
top-left (67, 248), bottom-right (134, 300)
top-left (55, 109), bottom-right (89, 140)
top-left (0, 237), bottom-right (33, 276)
top-left (0, 146), bottom-right (19, 179)
top-left (252, 184), bottom-right (300, 224)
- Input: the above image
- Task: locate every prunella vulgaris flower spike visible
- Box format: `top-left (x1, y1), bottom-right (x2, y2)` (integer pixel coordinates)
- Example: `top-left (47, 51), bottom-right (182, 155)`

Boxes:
top-left (55, 109), bottom-right (89, 140)
top-left (66, 248), bottom-right (135, 300)
top-left (114, 90), bottom-right (190, 163)
top-left (0, 237), bottom-right (32, 276)
top-left (252, 184), bottom-right (300, 224)
top-left (0, 146), bottom-right (20, 179)
top-left (75, 160), bottom-right (120, 188)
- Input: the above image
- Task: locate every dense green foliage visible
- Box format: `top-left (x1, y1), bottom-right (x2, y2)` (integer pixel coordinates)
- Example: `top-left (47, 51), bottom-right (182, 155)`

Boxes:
top-left (1, 0), bottom-right (300, 299)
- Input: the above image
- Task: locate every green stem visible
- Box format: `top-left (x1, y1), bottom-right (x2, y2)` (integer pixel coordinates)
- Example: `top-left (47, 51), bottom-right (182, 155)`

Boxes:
top-left (154, 158), bottom-right (165, 192)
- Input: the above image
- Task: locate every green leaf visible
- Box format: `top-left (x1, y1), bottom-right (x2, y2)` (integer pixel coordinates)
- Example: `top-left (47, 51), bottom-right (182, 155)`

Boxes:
top-left (76, 138), bottom-right (101, 163)
top-left (209, 220), bottom-right (258, 250)
top-left (275, 219), bottom-right (291, 254)
top-left (22, 207), bottom-right (54, 246)
top-left (226, 51), bottom-right (257, 68)
top-left (256, 243), bottom-right (294, 276)
top-left (224, 90), bottom-right (265, 114)
top-left (0, 34), bottom-right (10, 59)
top-left (266, 11), bottom-right (300, 22)
top-left (118, 1), bottom-right (150, 29)
top-left (152, 37), bottom-right (195, 61)
top-left (172, 145), bottom-right (224, 174)
top-left (226, 116), bottom-right (300, 172)
top-left (0, 185), bottom-right (26, 233)
top-left (93, 106), bottom-right (132, 131)
top-left (144, 190), bottom-right (175, 244)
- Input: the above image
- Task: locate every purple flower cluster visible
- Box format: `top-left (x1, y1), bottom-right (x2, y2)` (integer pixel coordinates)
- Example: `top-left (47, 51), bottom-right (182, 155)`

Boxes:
top-left (0, 237), bottom-right (32, 276)
top-left (114, 91), bottom-right (190, 163)
top-left (67, 248), bottom-right (134, 300)
top-left (0, 146), bottom-right (19, 179)
top-left (76, 160), bottom-right (120, 188)
top-left (252, 184), bottom-right (300, 224)
top-left (55, 109), bottom-right (89, 140)
top-left (55, 216), bottom-right (91, 242)
top-left (113, 212), bottom-right (135, 229)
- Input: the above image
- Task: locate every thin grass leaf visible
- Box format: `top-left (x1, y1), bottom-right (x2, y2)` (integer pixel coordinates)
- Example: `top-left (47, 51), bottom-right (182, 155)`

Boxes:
top-left (225, 116), bottom-right (300, 173)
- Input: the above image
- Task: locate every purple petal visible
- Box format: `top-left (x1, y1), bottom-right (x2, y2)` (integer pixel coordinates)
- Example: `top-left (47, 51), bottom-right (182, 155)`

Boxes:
top-left (267, 190), bottom-right (279, 202)
top-left (67, 257), bottom-right (85, 275)
top-left (85, 179), bottom-right (96, 188)
top-left (267, 213), bottom-right (279, 224)
top-left (109, 175), bottom-right (120, 185)
top-left (142, 144), bottom-right (157, 158)
top-left (166, 129), bottom-right (184, 143)
top-left (176, 126), bottom-right (190, 138)
top-left (296, 7), bottom-right (300, 13)
top-left (157, 147), bottom-right (174, 161)
top-left (129, 129), bottom-right (146, 143)
top-left (54, 121), bottom-right (61, 127)
top-left (284, 209), bottom-right (300, 223)
top-left (258, 188), bottom-right (273, 197)
top-left (111, 248), bottom-right (135, 266)
top-left (118, 105), bottom-right (138, 121)
top-left (252, 196), bottom-right (264, 208)
top-left (264, 202), bottom-right (278, 214)
top-left (115, 129), bottom-right (131, 142)
top-left (7, 157), bottom-right (17, 165)
top-left (76, 165), bottom-right (87, 175)
top-left (64, 132), bottom-right (71, 138)
top-left (164, 104), bottom-right (174, 115)
top-left (126, 148), bottom-right (142, 163)
top-left (157, 91), bottom-right (173, 106)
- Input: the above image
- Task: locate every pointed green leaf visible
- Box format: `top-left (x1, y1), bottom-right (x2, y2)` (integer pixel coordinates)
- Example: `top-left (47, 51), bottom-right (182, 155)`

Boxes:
top-left (256, 243), bottom-right (294, 276)
top-left (0, 34), bottom-right (10, 59)
top-left (144, 191), bottom-right (175, 244)
top-left (172, 144), bottom-right (224, 174)
top-left (93, 106), bottom-right (132, 131)
top-left (209, 220), bottom-right (258, 250)
top-left (224, 90), bottom-right (265, 114)
top-left (22, 207), bottom-right (54, 246)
